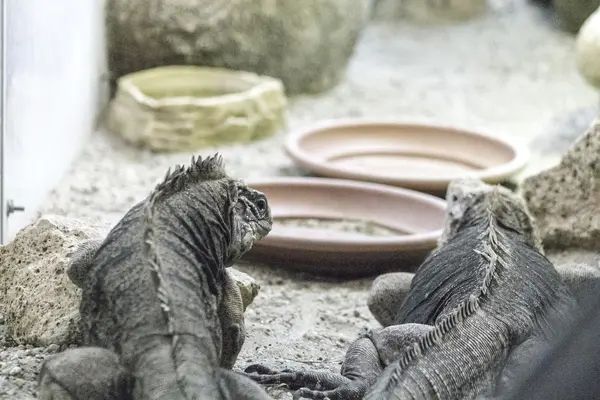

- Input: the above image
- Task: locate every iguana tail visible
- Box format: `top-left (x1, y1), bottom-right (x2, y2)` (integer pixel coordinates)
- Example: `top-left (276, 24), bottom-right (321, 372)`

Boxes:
top-left (131, 337), bottom-right (222, 399)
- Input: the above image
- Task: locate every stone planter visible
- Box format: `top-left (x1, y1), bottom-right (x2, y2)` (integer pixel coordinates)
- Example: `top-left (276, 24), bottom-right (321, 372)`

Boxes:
top-left (105, 66), bottom-right (287, 152)
top-left (576, 6), bottom-right (600, 91)
top-left (105, 0), bottom-right (372, 95)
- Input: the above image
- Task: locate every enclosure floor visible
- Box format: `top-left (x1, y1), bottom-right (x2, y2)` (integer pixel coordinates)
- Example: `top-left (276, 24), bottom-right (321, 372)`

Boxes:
top-left (2, 0), bottom-right (598, 398)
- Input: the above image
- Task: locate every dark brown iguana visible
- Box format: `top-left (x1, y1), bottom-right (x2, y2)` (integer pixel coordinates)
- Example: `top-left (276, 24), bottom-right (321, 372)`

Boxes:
top-left (37, 154), bottom-right (274, 400)
top-left (243, 178), bottom-right (577, 399)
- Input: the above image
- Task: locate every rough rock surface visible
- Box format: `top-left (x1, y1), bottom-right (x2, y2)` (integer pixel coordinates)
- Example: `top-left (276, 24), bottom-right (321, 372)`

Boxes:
top-left (555, 0), bottom-right (600, 33)
top-left (0, 215), bottom-right (108, 347)
top-left (521, 118), bottom-right (600, 250)
top-left (105, 0), bottom-right (372, 95)
top-left (576, 5), bottom-right (600, 89)
top-left (106, 66), bottom-right (288, 152)
top-left (366, 271), bottom-right (414, 327)
top-left (0, 214), bottom-right (261, 348)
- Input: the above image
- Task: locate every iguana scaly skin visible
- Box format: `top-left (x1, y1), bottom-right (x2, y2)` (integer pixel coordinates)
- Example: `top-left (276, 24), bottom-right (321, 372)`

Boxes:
top-left (65, 237), bottom-right (257, 368)
top-left (38, 154), bottom-right (274, 400)
top-left (244, 179), bottom-right (577, 400)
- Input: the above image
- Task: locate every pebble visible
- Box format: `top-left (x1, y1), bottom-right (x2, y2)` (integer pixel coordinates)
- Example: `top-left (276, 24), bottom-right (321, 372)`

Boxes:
top-left (46, 344), bottom-right (60, 353)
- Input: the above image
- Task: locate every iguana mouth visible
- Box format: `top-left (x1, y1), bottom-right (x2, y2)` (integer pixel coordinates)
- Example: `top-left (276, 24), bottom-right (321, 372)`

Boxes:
top-left (246, 220), bottom-right (271, 247)
top-left (254, 219), bottom-right (272, 240)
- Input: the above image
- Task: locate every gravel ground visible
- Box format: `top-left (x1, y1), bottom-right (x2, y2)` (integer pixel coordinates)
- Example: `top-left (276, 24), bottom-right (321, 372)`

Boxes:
top-left (1, 0), bottom-right (598, 398)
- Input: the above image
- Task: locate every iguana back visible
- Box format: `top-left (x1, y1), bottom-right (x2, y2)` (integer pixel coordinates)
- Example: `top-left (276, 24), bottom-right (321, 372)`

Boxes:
top-left (364, 181), bottom-right (577, 399)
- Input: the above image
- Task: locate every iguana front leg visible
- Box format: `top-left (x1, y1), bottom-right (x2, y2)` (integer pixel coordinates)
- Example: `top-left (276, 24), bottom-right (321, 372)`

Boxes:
top-left (38, 347), bottom-right (132, 400)
top-left (219, 268), bottom-right (247, 369)
top-left (67, 238), bottom-right (104, 288)
top-left (244, 323), bottom-right (433, 400)
top-left (367, 272), bottom-right (414, 327)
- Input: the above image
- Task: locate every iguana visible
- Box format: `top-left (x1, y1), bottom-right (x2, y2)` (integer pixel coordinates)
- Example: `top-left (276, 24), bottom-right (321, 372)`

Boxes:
top-left (243, 178), bottom-right (577, 400)
top-left (38, 154), bottom-right (274, 400)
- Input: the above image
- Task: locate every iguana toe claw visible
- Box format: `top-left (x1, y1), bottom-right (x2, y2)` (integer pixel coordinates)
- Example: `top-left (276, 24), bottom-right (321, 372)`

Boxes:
top-left (245, 370), bottom-right (299, 386)
top-left (244, 364), bottom-right (283, 375)
top-left (292, 384), bottom-right (366, 400)
top-left (292, 387), bottom-right (334, 399)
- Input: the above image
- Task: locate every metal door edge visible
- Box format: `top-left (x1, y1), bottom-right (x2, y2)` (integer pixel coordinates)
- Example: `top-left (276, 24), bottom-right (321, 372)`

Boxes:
top-left (0, 0), bottom-right (6, 244)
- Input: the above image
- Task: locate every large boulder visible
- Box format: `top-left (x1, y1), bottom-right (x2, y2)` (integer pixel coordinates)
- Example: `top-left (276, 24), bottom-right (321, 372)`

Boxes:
top-left (0, 216), bottom-right (109, 346)
top-left (576, 5), bottom-right (600, 89)
top-left (0, 215), bottom-right (261, 346)
top-left (105, 0), bottom-right (372, 95)
top-left (520, 118), bottom-right (600, 250)
top-left (555, 0), bottom-right (600, 33)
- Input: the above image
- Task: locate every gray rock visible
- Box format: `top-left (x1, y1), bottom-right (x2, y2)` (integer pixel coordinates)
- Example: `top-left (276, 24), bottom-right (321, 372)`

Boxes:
top-left (521, 118), bottom-right (600, 250)
top-left (555, 0), bottom-right (600, 33)
top-left (367, 271), bottom-right (414, 327)
top-left (46, 344), bottom-right (60, 354)
top-left (0, 215), bottom-right (110, 346)
top-left (105, 0), bottom-right (372, 95)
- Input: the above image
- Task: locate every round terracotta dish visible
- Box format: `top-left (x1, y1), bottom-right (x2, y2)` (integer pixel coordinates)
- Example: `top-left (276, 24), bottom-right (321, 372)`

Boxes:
top-left (242, 177), bottom-right (446, 278)
top-left (283, 120), bottom-right (530, 194)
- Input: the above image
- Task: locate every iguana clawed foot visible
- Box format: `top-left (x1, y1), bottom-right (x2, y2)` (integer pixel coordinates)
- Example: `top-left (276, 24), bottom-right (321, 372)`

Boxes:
top-left (244, 364), bottom-right (369, 400)
top-left (291, 382), bottom-right (367, 400)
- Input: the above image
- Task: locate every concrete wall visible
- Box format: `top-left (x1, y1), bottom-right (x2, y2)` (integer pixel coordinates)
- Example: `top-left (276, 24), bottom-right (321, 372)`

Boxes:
top-left (1, 0), bottom-right (107, 242)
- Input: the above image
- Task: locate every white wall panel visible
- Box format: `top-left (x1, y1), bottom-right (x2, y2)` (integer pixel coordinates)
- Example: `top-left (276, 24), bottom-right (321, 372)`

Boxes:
top-left (1, 0), bottom-right (106, 242)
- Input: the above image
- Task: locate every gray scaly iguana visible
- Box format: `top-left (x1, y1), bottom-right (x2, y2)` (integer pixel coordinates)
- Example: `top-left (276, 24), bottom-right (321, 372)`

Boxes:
top-left (38, 154), bottom-right (274, 400)
top-left (244, 178), bottom-right (577, 400)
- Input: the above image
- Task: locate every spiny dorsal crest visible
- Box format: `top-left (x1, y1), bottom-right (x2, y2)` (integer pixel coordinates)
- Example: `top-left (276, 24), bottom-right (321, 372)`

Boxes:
top-left (141, 154), bottom-right (228, 393)
top-left (152, 154), bottom-right (228, 200)
top-left (441, 178), bottom-right (542, 253)
top-left (484, 184), bottom-right (542, 253)
top-left (383, 184), bottom-right (521, 389)
top-left (389, 294), bottom-right (483, 387)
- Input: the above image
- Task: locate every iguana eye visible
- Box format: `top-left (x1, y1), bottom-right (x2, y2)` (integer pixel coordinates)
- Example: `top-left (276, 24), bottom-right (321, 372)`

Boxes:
top-left (254, 196), bottom-right (268, 216)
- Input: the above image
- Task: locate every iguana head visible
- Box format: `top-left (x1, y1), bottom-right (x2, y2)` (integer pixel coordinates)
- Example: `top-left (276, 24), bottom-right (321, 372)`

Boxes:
top-left (230, 181), bottom-right (273, 259)
top-left (439, 178), bottom-right (542, 252)
top-left (149, 154), bottom-right (272, 264)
